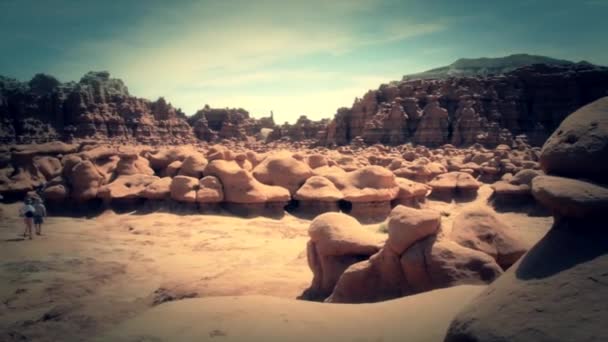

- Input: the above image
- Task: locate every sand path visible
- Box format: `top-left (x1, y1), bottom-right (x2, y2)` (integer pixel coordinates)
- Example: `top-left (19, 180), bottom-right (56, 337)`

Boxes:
top-left (0, 185), bottom-right (552, 341)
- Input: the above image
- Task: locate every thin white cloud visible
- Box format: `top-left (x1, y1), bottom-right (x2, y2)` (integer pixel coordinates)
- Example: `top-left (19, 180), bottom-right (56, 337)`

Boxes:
top-left (50, 0), bottom-right (446, 122)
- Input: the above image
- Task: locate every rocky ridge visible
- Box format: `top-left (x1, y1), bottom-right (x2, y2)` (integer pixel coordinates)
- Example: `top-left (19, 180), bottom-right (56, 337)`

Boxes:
top-left (2, 56), bottom-right (608, 148)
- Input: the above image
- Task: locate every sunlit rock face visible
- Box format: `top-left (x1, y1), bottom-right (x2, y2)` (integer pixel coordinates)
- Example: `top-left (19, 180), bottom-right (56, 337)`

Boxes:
top-left (444, 96), bottom-right (608, 342)
top-left (2, 62), bottom-right (607, 148)
top-left (0, 71), bottom-right (195, 144)
top-left (324, 63), bottom-right (608, 148)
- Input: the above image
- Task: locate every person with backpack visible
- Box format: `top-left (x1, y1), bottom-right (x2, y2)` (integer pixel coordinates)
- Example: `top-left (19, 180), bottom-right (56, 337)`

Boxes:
top-left (33, 198), bottom-right (47, 235)
top-left (19, 199), bottom-right (36, 239)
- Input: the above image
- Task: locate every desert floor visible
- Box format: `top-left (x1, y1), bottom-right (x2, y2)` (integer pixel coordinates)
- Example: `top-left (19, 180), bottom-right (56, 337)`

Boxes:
top-left (0, 185), bottom-right (552, 342)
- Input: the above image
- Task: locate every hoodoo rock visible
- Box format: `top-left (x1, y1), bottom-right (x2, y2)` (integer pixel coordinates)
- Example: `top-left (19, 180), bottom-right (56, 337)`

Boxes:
top-left (450, 206), bottom-right (527, 269)
top-left (539, 96), bottom-right (608, 183)
top-left (302, 213), bottom-right (383, 301)
top-left (252, 152), bottom-right (314, 195)
top-left (386, 205), bottom-right (441, 254)
top-left (321, 206), bottom-right (504, 304)
top-left (204, 159), bottom-right (290, 216)
top-left (98, 174), bottom-right (159, 207)
top-left (196, 176), bottom-right (224, 210)
top-left (413, 96), bottom-right (449, 146)
top-left (139, 177), bottom-right (172, 201)
top-left (445, 97), bottom-right (608, 342)
top-left (324, 62), bottom-right (608, 148)
top-left (428, 171), bottom-right (480, 201)
top-left (293, 176), bottom-right (343, 218)
top-left (169, 175), bottom-right (199, 204)
top-left (1, 72), bottom-right (195, 144)
top-left (325, 165), bottom-right (399, 223)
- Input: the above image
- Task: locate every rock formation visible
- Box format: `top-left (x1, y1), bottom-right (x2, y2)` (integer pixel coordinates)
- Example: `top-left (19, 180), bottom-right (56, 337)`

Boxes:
top-left (308, 205), bottom-right (511, 303)
top-left (444, 96), bottom-right (608, 342)
top-left (324, 62), bottom-right (608, 147)
top-left (3, 57), bottom-right (607, 148)
top-left (1, 72), bottom-right (194, 144)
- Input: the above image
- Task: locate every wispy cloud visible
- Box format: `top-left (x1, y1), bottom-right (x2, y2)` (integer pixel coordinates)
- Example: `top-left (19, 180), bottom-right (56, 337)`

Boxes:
top-left (48, 0), bottom-right (445, 121)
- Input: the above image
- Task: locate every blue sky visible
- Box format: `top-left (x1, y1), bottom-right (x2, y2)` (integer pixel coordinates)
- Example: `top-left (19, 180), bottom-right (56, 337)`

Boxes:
top-left (1, 0), bottom-right (607, 123)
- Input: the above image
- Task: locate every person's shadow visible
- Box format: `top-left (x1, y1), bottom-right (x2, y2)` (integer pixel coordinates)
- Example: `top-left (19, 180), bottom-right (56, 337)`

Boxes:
top-left (3, 237), bottom-right (27, 242)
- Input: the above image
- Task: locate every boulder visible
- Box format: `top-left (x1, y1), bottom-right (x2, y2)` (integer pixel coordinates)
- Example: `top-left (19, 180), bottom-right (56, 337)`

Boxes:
top-left (450, 206), bottom-right (527, 269)
top-left (540, 97), bottom-right (608, 182)
top-left (196, 176), bottom-right (223, 203)
top-left (532, 175), bottom-right (608, 220)
top-left (139, 177), bottom-right (172, 200)
top-left (392, 177), bottom-right (430, 207)
top-left (204, 159), bottom-right (290, 216)
top-left (252, 152), bottom-right (313, 195)
top-left (293, 176), bottom-right (343, 217)
top-left (178, 152), bottom-right (208, 178)
top-left (98, 174), bottom-right (159, 205)
top-left (303, 212), bottom-right (382, 301)
top-left (113, 152), bottom-right (154, 178)
top-left (68, 160), bottom-right (105, 202)
top-left (444, 214), bottom-right (608, 342)
top-left (428, 171), bottom-right (480, 201)
top-left (170, 175), bottom-right (199, 203)
top-left (326, 165), bottom-right (399, 223)
top-left (387, 205), bottom-right (441, 254)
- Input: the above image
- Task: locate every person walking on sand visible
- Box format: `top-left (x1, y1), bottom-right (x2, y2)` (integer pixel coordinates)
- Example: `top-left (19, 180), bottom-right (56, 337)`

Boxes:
top-left (19, 199), bottom-right (35, 239)
top-left (33, 198), bottom-right (47, 235)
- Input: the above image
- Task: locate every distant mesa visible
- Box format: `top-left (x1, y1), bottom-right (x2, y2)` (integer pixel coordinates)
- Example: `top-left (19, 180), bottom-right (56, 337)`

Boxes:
top-left (402, 53), bottom-right (581, 80)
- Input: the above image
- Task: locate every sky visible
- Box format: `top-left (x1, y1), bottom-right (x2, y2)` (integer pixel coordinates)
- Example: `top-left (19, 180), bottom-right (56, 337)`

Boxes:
top-left (1, 0), bottom-right (607, 123)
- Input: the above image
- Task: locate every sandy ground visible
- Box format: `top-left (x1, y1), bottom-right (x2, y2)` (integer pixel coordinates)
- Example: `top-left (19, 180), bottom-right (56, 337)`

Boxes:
top-left (0, 185), bottom-right (553, 342)
top-left (99, 287), bottom-right (486, 342)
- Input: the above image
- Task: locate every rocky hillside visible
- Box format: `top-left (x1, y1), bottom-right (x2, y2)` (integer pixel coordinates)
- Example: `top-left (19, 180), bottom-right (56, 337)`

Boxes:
top-left (324, 62), bottom-right (608, 147)
top-left (2, 55), bottom-right (608, 148)
top-left (403, 53), bottom-right (577, 80)
top-left (0, 72), bottom-right (195, 145)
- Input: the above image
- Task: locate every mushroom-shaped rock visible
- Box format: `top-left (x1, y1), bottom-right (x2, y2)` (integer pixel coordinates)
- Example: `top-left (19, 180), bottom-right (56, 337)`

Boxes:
top-left (450, 206), bottom-right (527, 269)
top-left (393, 161), bottom-right (447, 183)
top-left (114, 152), bottom-right (154, 178)
top-left (178, 152), bottom-right (208, 178)
top-left (392, 177), bottom-right (430, 207)
top-left (163, 160), bottom-right (182, 177)
top-left (196, 176), bottom-right (223, 204)
top-left (293, 176), bottom-right (343, 217)
top-left (204, 160), bottom-right (290, 216)
top-left (139, 177), bottom-right (172, 200)
top-left (532, 175), bottom-right (608, 220)
top-left (34, 156), bottom-right (63, 180)
top-left (510, 169), bottom-right (542, 186)
top-left (304, 213), bottom-right (382, 301)
top-left (444, 202), bottom-right (608, 342)
top-left (148, 146), bottom-right (192, 170)
top-left (420, 239), bottom-right (503, 289)
top-left (234, 153), bottom-right (253, 171)
top-left (69, 160), bottom-right (105, 203)
top-left (98, 174), bottom-right (159, 205)
top-left (331, 166), bottom-right (399, 223)
top-left (540, 97), bottom-right (608, 183)
top-left (170, 175), bottom-right (199, 203)
top-left (206, 144), bottom-right (234, 161)
top-left (428, 171), bottom-right (480, 201)
top-left (307, 154), bottom-right (328, 169)
top-left (387, 206), bottom-right (441, 255)
top-left (252, 152), bottom-right (313, 195)
top-left (328, 236), bottom-right (502, 303)
top-left (42, 177), bottom-right (69, 203)
top-left (490, 181), bottom-right (532, 207)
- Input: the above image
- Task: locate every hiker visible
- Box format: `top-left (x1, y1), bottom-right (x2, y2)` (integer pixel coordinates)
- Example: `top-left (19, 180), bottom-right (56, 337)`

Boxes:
top-left (19, 199), bottom-right (36, 239)
top-left (33, 198), bottom-right (47, 235)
